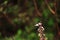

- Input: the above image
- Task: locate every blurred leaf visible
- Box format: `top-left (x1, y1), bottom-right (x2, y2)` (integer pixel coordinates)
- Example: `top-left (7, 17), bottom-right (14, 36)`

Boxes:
top-left (0, 7), bottom-right (3, 12)
top-left (3, 1), bottom-right (8, 5)
top-left (13, 18), bottom-right (19, 23)
top-left (33, 17), bottom-right (40, 24)
top-left (48, 18), bottom-right (54, 26)
top-left (46, 33), bottom-right (54, 40)
top-left (7, 6), bottom-right (13, 13)
top-left (25, 26), bottom-right (30, 33)
top-left (27, 7), bottom-right (34, 16)
top-left (30, 33), bottom-right (36, 37)
top-left (17, 29), bottom-right (22, 35)
top-left (14, 29), bottom-right (22, 40)
top-left (49, 3), bottom-right (54, 7)
top-left (43, 9), bottom-right (50, 18)
top-left (13, 5), bottom-right (19, 14)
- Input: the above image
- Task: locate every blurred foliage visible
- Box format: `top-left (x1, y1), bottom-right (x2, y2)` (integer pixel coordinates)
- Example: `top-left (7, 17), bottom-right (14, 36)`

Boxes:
top-left (0, 0), bottom-right (60, 40)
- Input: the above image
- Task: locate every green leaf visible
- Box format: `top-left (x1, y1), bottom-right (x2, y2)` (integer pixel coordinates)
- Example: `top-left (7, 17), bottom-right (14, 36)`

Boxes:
top-left (43, 9), bottom-right (50, 18)
top-left (14, 30), bottom-right (22, 40)
top-left (49, 3), bottom-right (54, 7)
top-left (17, 29), bottom-right (22, 35)
top-left (13, 18), bottom-right (19, 23)
top-left (48, 18), bottom-right (54, 26)
top-left (46, 33), bottom-right (54, 40)
top-left (33, 17), bottom-right (40, 24)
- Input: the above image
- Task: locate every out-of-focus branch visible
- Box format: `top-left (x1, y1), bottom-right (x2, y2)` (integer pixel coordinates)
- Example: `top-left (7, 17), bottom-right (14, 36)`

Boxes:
top-left (54, 0), bottom-right (60, 40)
top-left (3, 12), bottom-right (16, 27)
top-left (45, 0), bottom-right (55, 15)
top-left (54, 0), bottom-right (59, 31)
top-left (1, 1), bottom-right (16, 27)
top-left (45, 0), bottom-right (60, 40)
top-left (33, 0), bottom-right (42, 17)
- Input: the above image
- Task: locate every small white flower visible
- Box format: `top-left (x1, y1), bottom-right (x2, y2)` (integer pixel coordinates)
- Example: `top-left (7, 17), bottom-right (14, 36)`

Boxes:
top-left (35, 22), bottom-right (42, 26)
top-left (42, 27), bottom-right (44, 30)
top-left (35, 24), bottom-right (39, 26)
top-left (41, 26), bottom-right (43, 28)
top-left (38, 22), bottom-right (42, 25)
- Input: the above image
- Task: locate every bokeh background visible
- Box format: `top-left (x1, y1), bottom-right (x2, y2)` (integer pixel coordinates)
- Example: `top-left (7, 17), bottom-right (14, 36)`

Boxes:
top-left (0, 0), bottom-right (60, 40)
